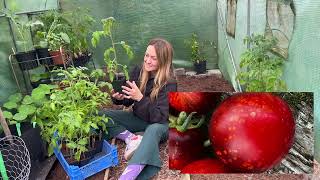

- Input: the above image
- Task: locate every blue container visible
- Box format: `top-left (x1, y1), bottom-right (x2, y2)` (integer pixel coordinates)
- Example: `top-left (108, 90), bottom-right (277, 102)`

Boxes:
top-left (53, 140), bottom-right (118, 180)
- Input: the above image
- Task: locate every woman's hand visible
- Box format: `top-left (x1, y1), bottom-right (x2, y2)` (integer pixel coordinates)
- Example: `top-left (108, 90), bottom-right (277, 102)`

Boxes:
top-left (122, 81), bottom-right (144, 101)
top-left (111, 89), bottom-right (125, 100)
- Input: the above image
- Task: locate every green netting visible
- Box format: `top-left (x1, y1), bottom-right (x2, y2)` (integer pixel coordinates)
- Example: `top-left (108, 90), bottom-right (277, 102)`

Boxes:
top-left (0, 0), bottom-right (59, 103)
top-left (0, 18), bottom-right (19, 102)
top-left (217, 0), bottom-right (267, 91)
top-left (5, 0), bottom-right (58, 13)
top-left (60, 0), bottom-right (218, 70)
top-left (284, 0), bottom-right (320, 161)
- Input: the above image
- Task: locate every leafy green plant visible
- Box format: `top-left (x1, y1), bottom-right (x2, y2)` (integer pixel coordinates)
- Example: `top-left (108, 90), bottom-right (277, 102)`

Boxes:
top-left (34, 10), bottom-right (70, 50)
top-left (185, 33), bottom-right (207, 63)
top-left (1, 8), bottom-right (43, 52)
top-left (34, 67), bottom-right (112, 161)
top-left (236, 34), bottom-right (287, 91)
top-left (2, 84), bottom-right (55, 125)
top-left (30, 72), bottom-right (50, 83)
top-left (91, 17), bottom-right (134, 82)
top-left (63, 7), bottom-right (95, 57)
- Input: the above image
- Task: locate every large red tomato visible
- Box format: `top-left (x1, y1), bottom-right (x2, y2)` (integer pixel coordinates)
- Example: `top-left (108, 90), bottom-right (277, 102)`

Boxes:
top-left (181, 158), bottom-right (230, 174)
top-left (209, 93), bottom-right (295, 173)
top-left (168, 92), bottom-right (221, 114)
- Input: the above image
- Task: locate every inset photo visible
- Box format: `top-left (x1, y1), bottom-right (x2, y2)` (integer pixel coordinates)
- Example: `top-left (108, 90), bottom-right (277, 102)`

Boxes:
top-left (168, 92), bottom-right (313, 174)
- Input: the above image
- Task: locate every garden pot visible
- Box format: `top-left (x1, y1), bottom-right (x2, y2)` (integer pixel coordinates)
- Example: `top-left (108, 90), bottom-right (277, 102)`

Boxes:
top-left (31, 78), bottom-right (52, 88)
top-left (112, 74), bottom-right (126, 94)
top-left (14, 50), bottom-right (38, 71)
top-left (49, 50), bottom-right (64, 65)
top-left (73, 53), bottom-right (92, 67)
top-left (66, 140), bottom-right (103, 167)
top-left (194, 60), bottom-right (206, 74)
top-left (36, 47), bottom-right (53, 65)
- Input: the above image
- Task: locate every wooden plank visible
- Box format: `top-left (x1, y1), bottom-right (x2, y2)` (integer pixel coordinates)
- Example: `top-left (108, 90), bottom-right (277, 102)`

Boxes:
top-left (104, 138), bottom-right (116, 180)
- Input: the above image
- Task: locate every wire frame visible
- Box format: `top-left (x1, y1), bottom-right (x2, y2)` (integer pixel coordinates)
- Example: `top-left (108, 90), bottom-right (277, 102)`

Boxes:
top-left (0, 135), bottom-right (31, 180)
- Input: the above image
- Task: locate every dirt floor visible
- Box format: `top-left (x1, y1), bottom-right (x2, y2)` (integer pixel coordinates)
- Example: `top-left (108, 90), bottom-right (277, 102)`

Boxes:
top-left (46, 73), bottom-right (319, 180)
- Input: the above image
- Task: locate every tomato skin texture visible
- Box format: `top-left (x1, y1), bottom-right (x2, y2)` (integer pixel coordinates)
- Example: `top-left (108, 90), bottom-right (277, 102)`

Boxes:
top-left (168, 92), bottom-right (220, 114)
top-left (209, 93), bottom-right (295, 173)
top-left (169, 127), bottom-right (208, 170)
top-left (181, 158), bottom-right (230, 174)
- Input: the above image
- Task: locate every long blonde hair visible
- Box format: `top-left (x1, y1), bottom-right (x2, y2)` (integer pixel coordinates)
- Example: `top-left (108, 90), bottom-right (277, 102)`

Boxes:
top-left (139, 38), bottom-right (174, 101)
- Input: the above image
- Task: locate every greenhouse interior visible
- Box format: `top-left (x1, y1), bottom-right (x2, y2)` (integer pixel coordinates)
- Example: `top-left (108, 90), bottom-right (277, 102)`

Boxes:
top-left (0, 0), bottom-right (319, 179)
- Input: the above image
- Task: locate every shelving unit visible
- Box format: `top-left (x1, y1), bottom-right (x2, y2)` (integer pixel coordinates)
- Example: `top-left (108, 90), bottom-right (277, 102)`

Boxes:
top-left (8, 48), bottom-right (96, 93)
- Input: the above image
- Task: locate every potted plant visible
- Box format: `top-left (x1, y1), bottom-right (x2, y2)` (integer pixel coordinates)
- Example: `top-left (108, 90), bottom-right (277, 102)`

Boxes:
top-left (91, 17), bottom-right (134, 93)
top-left (236, 34), bottom-right (287, 91)
top-left (33, 67), bottom-right (113, 162)
top-left (34, 10), bottom-right (71, 66)
top-left (30, 72), bottom-right (52, 88)
top-left (64, 7), bottom-right (95, 67)
top-left (185, 33), bottom-right (208, 74)
top-left (1, 8), bottom-right (43, 71)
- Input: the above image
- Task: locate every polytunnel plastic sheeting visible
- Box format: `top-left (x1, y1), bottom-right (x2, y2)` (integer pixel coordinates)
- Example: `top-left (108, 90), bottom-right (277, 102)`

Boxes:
top-left (0, 0), bottom-right (59, 103)
top-left (217, 0), bottom-right (267, 92)
top-left (60, 0), bottom-right (219, 70)
top-left (0, 18), bottom-right (19, 103)
top-left (282, 0), bottom-right (320, 161)
top-left (217, 0), bottom-right (320, 161)
top-left (4, 0), bottom-right (58, 13)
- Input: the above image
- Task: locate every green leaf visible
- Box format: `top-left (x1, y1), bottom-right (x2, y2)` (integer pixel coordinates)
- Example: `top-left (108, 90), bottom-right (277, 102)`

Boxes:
top-left (104, 48), bottom-right (115, 61)
top-left (59, 32), bottom-right (70, 44)
top-left (66, 142), bottom-right (77, 149)
top-left (3, 101), bottom-right (17, 110)
top-left (3, 111), bottom-right (13, 119)
top-left (84, 124), bottom-right (91, 133)
top-left (101, 17), bottom-right (115, 36)
top-left (22, 95), bottom-right (33, 105)
top-left (78, 138), bottom-right (87, 146)
top-left (91, 31), bottom-right (104, 48)
top-left (75, 151), bottom-right (81, 161)
top-left (90, 123), bottom-right (98, 129)
top-left (13, 113), bottom-right (28, 121)
top-left (18, 104), bottom-right (36, 115)
top-left (109, 72), bottom-right (114, 82)
top-left (121, 42), bottom-right (134, 59)
top-left (8, 93), bottom-right (22, 103)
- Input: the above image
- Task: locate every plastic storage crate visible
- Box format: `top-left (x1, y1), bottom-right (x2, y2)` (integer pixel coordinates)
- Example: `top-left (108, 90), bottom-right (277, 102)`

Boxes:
top-left (53, 140), bottom-right (118, 180)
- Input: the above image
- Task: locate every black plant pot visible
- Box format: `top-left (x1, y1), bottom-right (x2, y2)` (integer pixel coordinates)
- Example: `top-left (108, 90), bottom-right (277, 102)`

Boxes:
top-left (14, 50), bottom-right (38, 71)
top-left (194, 61), bottom-right (206, 74)
top-left (69, 140), bottom-right (103, 167)
top-left (30, 78), bottom-right (52, 89)
top-left (73, 53), bottom-right (92, 67)
top-left (36, 47), bottom-right (53, 65)
top-left (112, 74), bottom-right (126, 94)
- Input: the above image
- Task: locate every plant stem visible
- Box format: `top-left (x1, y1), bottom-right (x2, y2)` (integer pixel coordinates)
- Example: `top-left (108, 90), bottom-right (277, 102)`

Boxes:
top-left (109, 29), bottom-right (118, 72)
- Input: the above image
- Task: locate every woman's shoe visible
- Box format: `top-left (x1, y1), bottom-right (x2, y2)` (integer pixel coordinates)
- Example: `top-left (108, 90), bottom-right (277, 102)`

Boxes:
top-left (124, 135), bottom-right (143, 161)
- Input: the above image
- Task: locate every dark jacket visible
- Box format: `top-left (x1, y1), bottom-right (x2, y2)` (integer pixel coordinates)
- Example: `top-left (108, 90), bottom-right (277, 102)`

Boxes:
top-left (112, 65), bottom-right (177, 124)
